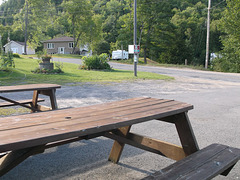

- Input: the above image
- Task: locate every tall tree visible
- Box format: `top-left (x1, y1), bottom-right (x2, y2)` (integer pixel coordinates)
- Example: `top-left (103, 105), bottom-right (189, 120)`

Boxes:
top-left (171, 2), bottom-right (207, 65)
top-left (13, 0), bottom-right (58, 49)
top-left (62, 0), bottom-right (95, 53)
top-left (213, 0), bottom-right (240, 72)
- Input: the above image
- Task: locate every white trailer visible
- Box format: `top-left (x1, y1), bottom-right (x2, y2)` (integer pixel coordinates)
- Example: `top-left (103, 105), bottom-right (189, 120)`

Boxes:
top-left (112, 50), bottom-right (129, 60)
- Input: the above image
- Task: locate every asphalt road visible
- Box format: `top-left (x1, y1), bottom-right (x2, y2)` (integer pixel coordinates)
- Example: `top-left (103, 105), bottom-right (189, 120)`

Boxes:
top-left (2, 57), bottom-right (240, 180)
top-left (52, 57), bottom-right (240, 83)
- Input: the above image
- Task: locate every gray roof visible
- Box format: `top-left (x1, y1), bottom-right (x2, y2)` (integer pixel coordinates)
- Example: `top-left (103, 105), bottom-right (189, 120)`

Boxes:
top-left (3, 41), bottom-right (26, 47)
top-left (15, 41), bottom-right (25, 46)
top-left (43, 36), bottom-right (74, 43)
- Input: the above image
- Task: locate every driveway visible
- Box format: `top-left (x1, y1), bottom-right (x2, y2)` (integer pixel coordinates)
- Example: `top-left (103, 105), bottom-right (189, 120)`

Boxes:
top-left (2, 57), bottom-right (240, 179)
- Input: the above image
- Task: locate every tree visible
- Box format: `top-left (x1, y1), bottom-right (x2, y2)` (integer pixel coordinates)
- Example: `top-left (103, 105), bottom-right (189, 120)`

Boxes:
top-left (171, 2), bottom-right (207, 65)
top-left (213, 0), bottom-right (240, 72)
top-left (62, 0), bottom-right (98, 54)
top-left (12, 0), bottom-right (58, 50)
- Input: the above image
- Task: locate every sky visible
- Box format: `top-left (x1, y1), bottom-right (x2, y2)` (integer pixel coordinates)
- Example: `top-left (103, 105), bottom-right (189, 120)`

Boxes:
top-left (0, 0), bottom-right (8, 5)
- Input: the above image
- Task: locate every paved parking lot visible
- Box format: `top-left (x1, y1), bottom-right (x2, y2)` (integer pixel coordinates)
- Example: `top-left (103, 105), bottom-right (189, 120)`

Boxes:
top-left (2, 60), bottom-right (240, 179)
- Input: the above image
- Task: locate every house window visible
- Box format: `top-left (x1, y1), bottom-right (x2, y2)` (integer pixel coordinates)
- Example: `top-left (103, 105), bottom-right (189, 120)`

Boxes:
top-left (47, 43), bottom-right (54, 49)
top-left (69, 42), bottom-right (74, 48)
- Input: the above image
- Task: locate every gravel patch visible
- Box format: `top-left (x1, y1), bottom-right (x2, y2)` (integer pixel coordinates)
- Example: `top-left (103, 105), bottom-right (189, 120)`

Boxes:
top-left (1, 76), bottom-right (240, 179)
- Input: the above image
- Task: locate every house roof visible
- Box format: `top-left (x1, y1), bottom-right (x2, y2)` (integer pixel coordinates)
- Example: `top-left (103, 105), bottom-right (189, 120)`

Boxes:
top-left (3, 41), bottom-right (26, 47)
top-left (42, 36), bottom-right (74, 43)
top-left (15, 41), bottom-right (25, 46)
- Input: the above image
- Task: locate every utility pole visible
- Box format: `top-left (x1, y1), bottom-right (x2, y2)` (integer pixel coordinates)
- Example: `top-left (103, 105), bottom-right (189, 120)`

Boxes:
top-left (134, 0), bottom-right (138, 76)
top-left (121, 43), bottom-right (123, 61)
top-left (24, 0), bottom-right (28, 55)
top-left (205, 0), bottom-right (211, 69)
top-left (0, 35), bottom-right (3, 53)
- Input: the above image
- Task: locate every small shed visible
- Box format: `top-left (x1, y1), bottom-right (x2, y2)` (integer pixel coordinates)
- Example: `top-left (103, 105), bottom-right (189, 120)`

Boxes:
top-left (3, 41), bottom-right (35, 55)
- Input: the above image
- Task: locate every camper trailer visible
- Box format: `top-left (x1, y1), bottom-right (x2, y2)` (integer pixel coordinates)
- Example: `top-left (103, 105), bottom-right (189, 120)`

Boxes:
top-left (112, 50), bottom-right (129, 60)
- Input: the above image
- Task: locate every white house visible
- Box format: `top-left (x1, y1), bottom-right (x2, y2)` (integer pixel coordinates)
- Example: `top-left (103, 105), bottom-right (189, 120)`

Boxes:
top-left (3, 41), bottom-right (35, 55)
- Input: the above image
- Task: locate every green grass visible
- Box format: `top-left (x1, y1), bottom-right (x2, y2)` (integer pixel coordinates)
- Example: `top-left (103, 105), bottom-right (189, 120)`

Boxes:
top-left (0, 108), bottom-right (30, 116)
top-left (0, 57), bottom-right (173, 86)
top-left (22, 54), bottom-right (83, 59)
top-left (52, 54), bottom-right (83, 59)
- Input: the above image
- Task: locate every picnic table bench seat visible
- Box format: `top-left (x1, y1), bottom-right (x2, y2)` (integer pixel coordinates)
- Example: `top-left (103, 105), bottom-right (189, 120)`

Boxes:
top-left (142, 143), bottom-right (240, 180)
top-left (0, 98), bottom-right (45, 108)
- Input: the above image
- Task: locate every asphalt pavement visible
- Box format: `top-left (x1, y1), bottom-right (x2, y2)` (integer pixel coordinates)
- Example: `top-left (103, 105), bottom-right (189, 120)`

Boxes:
top-left (1, 57), bottom-right (240, 179)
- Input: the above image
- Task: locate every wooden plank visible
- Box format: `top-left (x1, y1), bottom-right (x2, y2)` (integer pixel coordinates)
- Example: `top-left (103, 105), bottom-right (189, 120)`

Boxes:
top-left (0, 98), bottom-right (178, 131)
top-left (0, 98), bottom-right (172, 130)
top-left (143, 144), bottom-right (240, 180)
top-left (108, 126), bottom-right (131, 163)
top-left (0, 99), bottom-right (189, 131)
top-left (127, 133), bottom-right (186, 161)
top-left (38, 89), bottom-right (58, 109)
top-left (31, 90), bottom-right (39, 113)
top-left (179, 149), bottom-right (240, 179)
top-left (0, 101), bottom-right (193, 153)
top-left (0, 98), bottom-right (44, 108)
top-left (37, 105), bottom-right (52, 111)
top-left (0, 84), bottom-right (61, 93)
top-left (0, 97), bottom-right (153, 126)
top-left (0, 101), bottom-right (191, 138)
top-left (49, 89), bottom-right (58, 110)
top-left (0, 96), bottom-right (39, 112)
top-left (105, 132), bottom-right (186, 160)
top-left (171, 112), bottom-right (199, 155)
top-left (0, 145), bottom-right (45, 177)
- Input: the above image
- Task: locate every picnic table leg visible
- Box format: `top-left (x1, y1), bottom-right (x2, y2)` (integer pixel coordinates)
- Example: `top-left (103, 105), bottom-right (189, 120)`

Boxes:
top-left (0, 146), bottom-right (45, 177)
top-left (49, 89), bottom-right (58, 110)
top-left (108, 126), bottom-right (131, 163)
top-left (174, 112), bottom-right (199, 155)
top-left (37, 89), bottom-right (58, 111)
top-left (31, 90), bottom-right (39, 112)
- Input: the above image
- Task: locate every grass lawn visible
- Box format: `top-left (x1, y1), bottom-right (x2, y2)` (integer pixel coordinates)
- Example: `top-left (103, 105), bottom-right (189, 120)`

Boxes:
top-left (0, 57), bottom-right (174, 86)
top-left (26, 54), bottom-right (83, 59)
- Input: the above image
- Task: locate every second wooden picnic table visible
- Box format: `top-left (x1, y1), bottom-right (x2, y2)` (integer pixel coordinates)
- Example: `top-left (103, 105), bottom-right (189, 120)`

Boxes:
top-left (0, 84), bottom-right (61, 112)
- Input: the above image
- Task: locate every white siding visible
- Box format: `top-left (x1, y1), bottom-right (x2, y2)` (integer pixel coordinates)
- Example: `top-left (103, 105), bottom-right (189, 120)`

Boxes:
top-left (4, 41), bottom-right (35, 54)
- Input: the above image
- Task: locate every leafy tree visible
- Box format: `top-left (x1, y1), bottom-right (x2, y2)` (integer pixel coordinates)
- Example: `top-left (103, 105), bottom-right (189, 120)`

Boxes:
top-left (171, 2), bottom-right (207, 65)
top-left (62, 0), bottom-right (97, 54)
top-left (12, 0), bottom-right (58, 50)
top-left (212, 0), bottom-right (240, 72)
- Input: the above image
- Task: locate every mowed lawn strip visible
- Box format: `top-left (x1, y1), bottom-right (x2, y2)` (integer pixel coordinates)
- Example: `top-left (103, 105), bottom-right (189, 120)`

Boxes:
top-left (0, 57), bottom-right (174, 86)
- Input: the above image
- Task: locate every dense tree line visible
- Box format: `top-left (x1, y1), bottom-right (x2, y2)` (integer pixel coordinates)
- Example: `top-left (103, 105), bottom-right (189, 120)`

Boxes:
top-left (1, 0), bottom-right (239, 72)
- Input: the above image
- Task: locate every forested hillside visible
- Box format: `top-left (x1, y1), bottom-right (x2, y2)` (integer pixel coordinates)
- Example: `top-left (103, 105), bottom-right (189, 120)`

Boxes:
top-left (1, 0), bottom-right (239, 72)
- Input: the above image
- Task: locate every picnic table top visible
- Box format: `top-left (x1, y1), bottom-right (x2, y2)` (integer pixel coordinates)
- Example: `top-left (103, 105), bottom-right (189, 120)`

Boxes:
top-left (0, 97), bottom-right (193, 153)
top-left (0, 84), bottom-right (61, 93)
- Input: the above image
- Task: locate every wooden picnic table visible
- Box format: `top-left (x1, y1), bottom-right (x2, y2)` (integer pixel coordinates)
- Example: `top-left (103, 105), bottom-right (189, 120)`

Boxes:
top-left (0, 97), bottom-right (199, 177)
top-left (0, 84), bottom-right (61, 112)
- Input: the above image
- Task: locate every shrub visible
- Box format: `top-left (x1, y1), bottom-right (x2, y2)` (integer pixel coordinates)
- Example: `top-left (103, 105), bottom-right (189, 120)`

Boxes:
top-left (211, 56), bottom-right (240, 73)
top-left (80, 53), bottom-right (111, 70)
top-left (0, 51), bottom-right (15, 70)
top-left (31, 67), bottom-right (64, 74)
top-left (13, 53), bottom-right (20, 58)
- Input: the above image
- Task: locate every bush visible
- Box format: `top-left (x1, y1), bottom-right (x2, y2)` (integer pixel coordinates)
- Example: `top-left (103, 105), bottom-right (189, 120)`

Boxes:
top-left (13, 53), bottom-right (20, 58)
top-left (211, 56), bottom-right (240, 73)
top-left (0, 51), bottom-right (15, 70)
top-left (31, 67), bottom-right (64, 74)
top-left (80, 53), bottom-right (111, 70)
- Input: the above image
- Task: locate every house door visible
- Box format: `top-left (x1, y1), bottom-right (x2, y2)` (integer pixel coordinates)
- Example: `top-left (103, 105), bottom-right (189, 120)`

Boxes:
top-left (11, 48), bottom-right (18, 54)
top-left (58, 47), bottom-right (65, 54)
